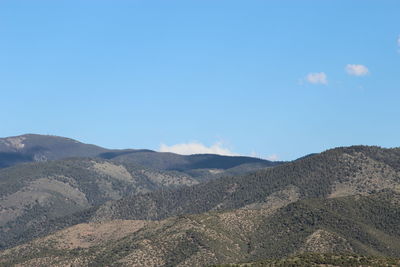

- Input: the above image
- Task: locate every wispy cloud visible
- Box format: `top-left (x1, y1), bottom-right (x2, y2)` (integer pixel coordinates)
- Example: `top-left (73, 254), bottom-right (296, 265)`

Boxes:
top-left (160, 141), bottom-right (280, 160)
top-left (266, 154), bottom-right (279, 161)
top-left (305, 72), bottom-right (328, 85)
top-left (345, 64), bottom-right (369, 76)
top-left (159, 141), bottom-right (237, 156)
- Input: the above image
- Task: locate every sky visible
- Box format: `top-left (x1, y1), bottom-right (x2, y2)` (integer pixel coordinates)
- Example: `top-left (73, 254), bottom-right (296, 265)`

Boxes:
top-left (1, 0), bottom-right (399, 161)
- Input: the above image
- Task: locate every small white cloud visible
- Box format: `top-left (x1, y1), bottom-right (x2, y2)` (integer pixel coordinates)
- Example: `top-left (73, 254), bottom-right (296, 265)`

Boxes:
top-left (306, 72), bottom-right (328, 85)
top-left (345, 64), bottom-right (369, 76)
top-left (266, 154), bottom-right (279, 161)
top-left (159, 141), bottom-right (237, 156)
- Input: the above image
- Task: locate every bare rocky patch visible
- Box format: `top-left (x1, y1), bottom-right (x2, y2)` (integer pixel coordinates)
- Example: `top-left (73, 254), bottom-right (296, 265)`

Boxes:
top-left (3, 137), bottom-right (26, 150)
top-left (40, 220), bottom-right (147, 249)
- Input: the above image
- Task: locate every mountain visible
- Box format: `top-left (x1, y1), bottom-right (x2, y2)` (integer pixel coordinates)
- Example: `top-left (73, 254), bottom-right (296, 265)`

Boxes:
top-left (1, 191), bottom-right (400, 266)
top-left (91, 145), bottom-right (400, 222)
top-left (0, 134), bottom-right (107, 168)
top-left (0, 134), bottom-right (279, 250)
top-left (0, 158), bottom-right (199, 250)
top-left (108, 151), bottom-right (280, 182)
top-left (0, 134), bottom-right (108, 159)
top-left (0, 134), bottom-right (278, 178)
top-left (108, 151), bottom-right (275, 171)
top-left (1, 144), bottom-right (400, 266)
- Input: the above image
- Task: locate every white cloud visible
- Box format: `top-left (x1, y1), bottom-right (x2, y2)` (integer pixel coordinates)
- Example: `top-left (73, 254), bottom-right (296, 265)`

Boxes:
top-left (159, 141), bottom-right (237, 156)
top-left (345, 64), bottom-right (369, 76)
top-left (306, 72), bottom-right (328, 85)
top-left (160, 142), bottom-right (280, 160)
top-left (266, 154), bottom-right (279, 161)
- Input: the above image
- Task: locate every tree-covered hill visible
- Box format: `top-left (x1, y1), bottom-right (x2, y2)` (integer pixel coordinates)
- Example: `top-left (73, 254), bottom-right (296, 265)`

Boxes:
top-left (109, 151), bottom-right (278, 172)
top-left (2, 192), bottom-right (400, 266)
top-left (92, 145), bottom-right (400, 222)
top-left (0, 157), bottom-right (199, 250)
top-left (1, 144), bottom-right (400, 266)
top-left (0, 148), bottom-right (277, 250)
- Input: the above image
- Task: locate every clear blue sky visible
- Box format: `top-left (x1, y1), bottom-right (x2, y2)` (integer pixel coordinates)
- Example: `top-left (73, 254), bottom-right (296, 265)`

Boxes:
top-left (1, 1), bottom-right (399, 160)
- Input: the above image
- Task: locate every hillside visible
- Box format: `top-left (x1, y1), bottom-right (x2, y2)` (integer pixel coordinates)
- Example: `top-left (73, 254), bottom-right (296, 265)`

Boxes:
top-left (2, 191), bottom-right (400, 266)
top-left (1, 144), bottom-right (400, 266)
top-left (91, 145), bottom-right (400, 222)
top-left (0, 134), bottom-right (278, 250)
top-left (0, 158), bottom-right (198, 250)
top-left (216, 253), bottom-right (400, 267)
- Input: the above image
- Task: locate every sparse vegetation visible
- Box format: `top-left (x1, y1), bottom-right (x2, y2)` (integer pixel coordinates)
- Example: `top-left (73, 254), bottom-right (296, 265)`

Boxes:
top-left (216, 253), bottom-right (400, 267)
top-left (0, 135), bottom-right (278, 251)
top-left (1, 137), bottom-right (400, 266)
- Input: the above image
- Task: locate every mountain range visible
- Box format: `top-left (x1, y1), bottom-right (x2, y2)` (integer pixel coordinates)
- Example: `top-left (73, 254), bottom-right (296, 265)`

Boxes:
top-left (0, 134), bottom-right (399, 266)
top-left (0, 134), bottom-right (278, 251)
top-left (0, 134), bottom-right (277, 172)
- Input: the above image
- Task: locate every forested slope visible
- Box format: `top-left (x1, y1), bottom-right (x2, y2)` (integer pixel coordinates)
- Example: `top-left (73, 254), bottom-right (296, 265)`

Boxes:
top-left (2, 192), bottom-right (400, 266)
top-left (92, 146), bottom-right (400, 222)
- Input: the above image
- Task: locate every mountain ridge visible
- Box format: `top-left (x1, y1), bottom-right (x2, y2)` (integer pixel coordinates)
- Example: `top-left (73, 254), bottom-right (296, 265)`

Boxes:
top-left (0, 134), bottom-right (280, 250)
top-left (0, 134), bottom-right (279, 171)
top-left (0, 137), bottom-right (399, 266)
top-left (90, 145), bottom-right (400, 222)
